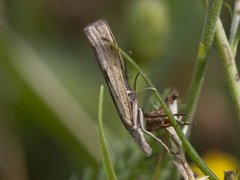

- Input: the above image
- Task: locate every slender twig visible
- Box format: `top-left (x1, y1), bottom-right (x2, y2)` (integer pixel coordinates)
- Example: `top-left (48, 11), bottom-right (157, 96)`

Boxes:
top-left (111, 44), bottom-right (218, 179)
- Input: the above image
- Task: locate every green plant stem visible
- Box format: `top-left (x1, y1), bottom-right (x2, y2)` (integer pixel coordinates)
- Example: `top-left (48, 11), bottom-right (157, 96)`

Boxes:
top-left (184, 0), bottom-right (223, 126)
top-left (229, 0), bottom-right (240, 55)
top-left (203, 0), bottom-right (240, 120)
top-left (112, 44), bottom-right (218, 180)
top-left (215, 19), bottom-right (240, 118)
top-left (98, 85), bottom-right (117, 180)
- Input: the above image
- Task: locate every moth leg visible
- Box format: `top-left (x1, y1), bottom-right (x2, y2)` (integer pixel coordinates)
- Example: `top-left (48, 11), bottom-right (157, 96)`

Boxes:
top-left (132, 99), bottom-right (138, 129)
top-left (130, 100), bottom-right (152, 156)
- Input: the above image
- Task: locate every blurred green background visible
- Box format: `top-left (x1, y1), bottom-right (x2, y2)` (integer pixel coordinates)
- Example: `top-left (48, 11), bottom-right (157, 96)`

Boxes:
top-left (0, 0), bottom-right (239, 179)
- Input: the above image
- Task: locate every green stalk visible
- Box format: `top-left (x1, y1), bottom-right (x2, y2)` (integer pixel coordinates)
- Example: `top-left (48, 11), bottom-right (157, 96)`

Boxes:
top-left (215, 19), bottom-right (240, 119)
top-left (98, 85), bottom-right (117, 180)
top-left (184, 0), bottom-right (223, 125)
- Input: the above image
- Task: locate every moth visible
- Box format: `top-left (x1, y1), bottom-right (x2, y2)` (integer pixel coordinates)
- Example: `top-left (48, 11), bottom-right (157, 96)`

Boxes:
top-left (84, 19), bottom-right (168, 156)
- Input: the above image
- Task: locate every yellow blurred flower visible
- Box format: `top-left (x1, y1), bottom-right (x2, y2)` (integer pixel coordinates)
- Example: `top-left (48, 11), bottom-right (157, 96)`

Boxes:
top-left (191, 149), bottom-right (239, 180)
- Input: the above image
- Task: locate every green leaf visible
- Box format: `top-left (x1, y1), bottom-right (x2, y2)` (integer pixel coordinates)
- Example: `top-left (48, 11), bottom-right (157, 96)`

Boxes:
top-left (98, 85), bottom-right (117, 180)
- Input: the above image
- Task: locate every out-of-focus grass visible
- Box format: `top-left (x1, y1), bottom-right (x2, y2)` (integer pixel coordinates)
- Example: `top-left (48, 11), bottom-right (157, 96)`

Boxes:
top-left (0, 30), bottom-right (101, 178)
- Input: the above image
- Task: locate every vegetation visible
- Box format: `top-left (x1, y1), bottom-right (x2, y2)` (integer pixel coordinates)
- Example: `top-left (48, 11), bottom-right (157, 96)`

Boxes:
top-left (0, 0), bottom-right (239, 179)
